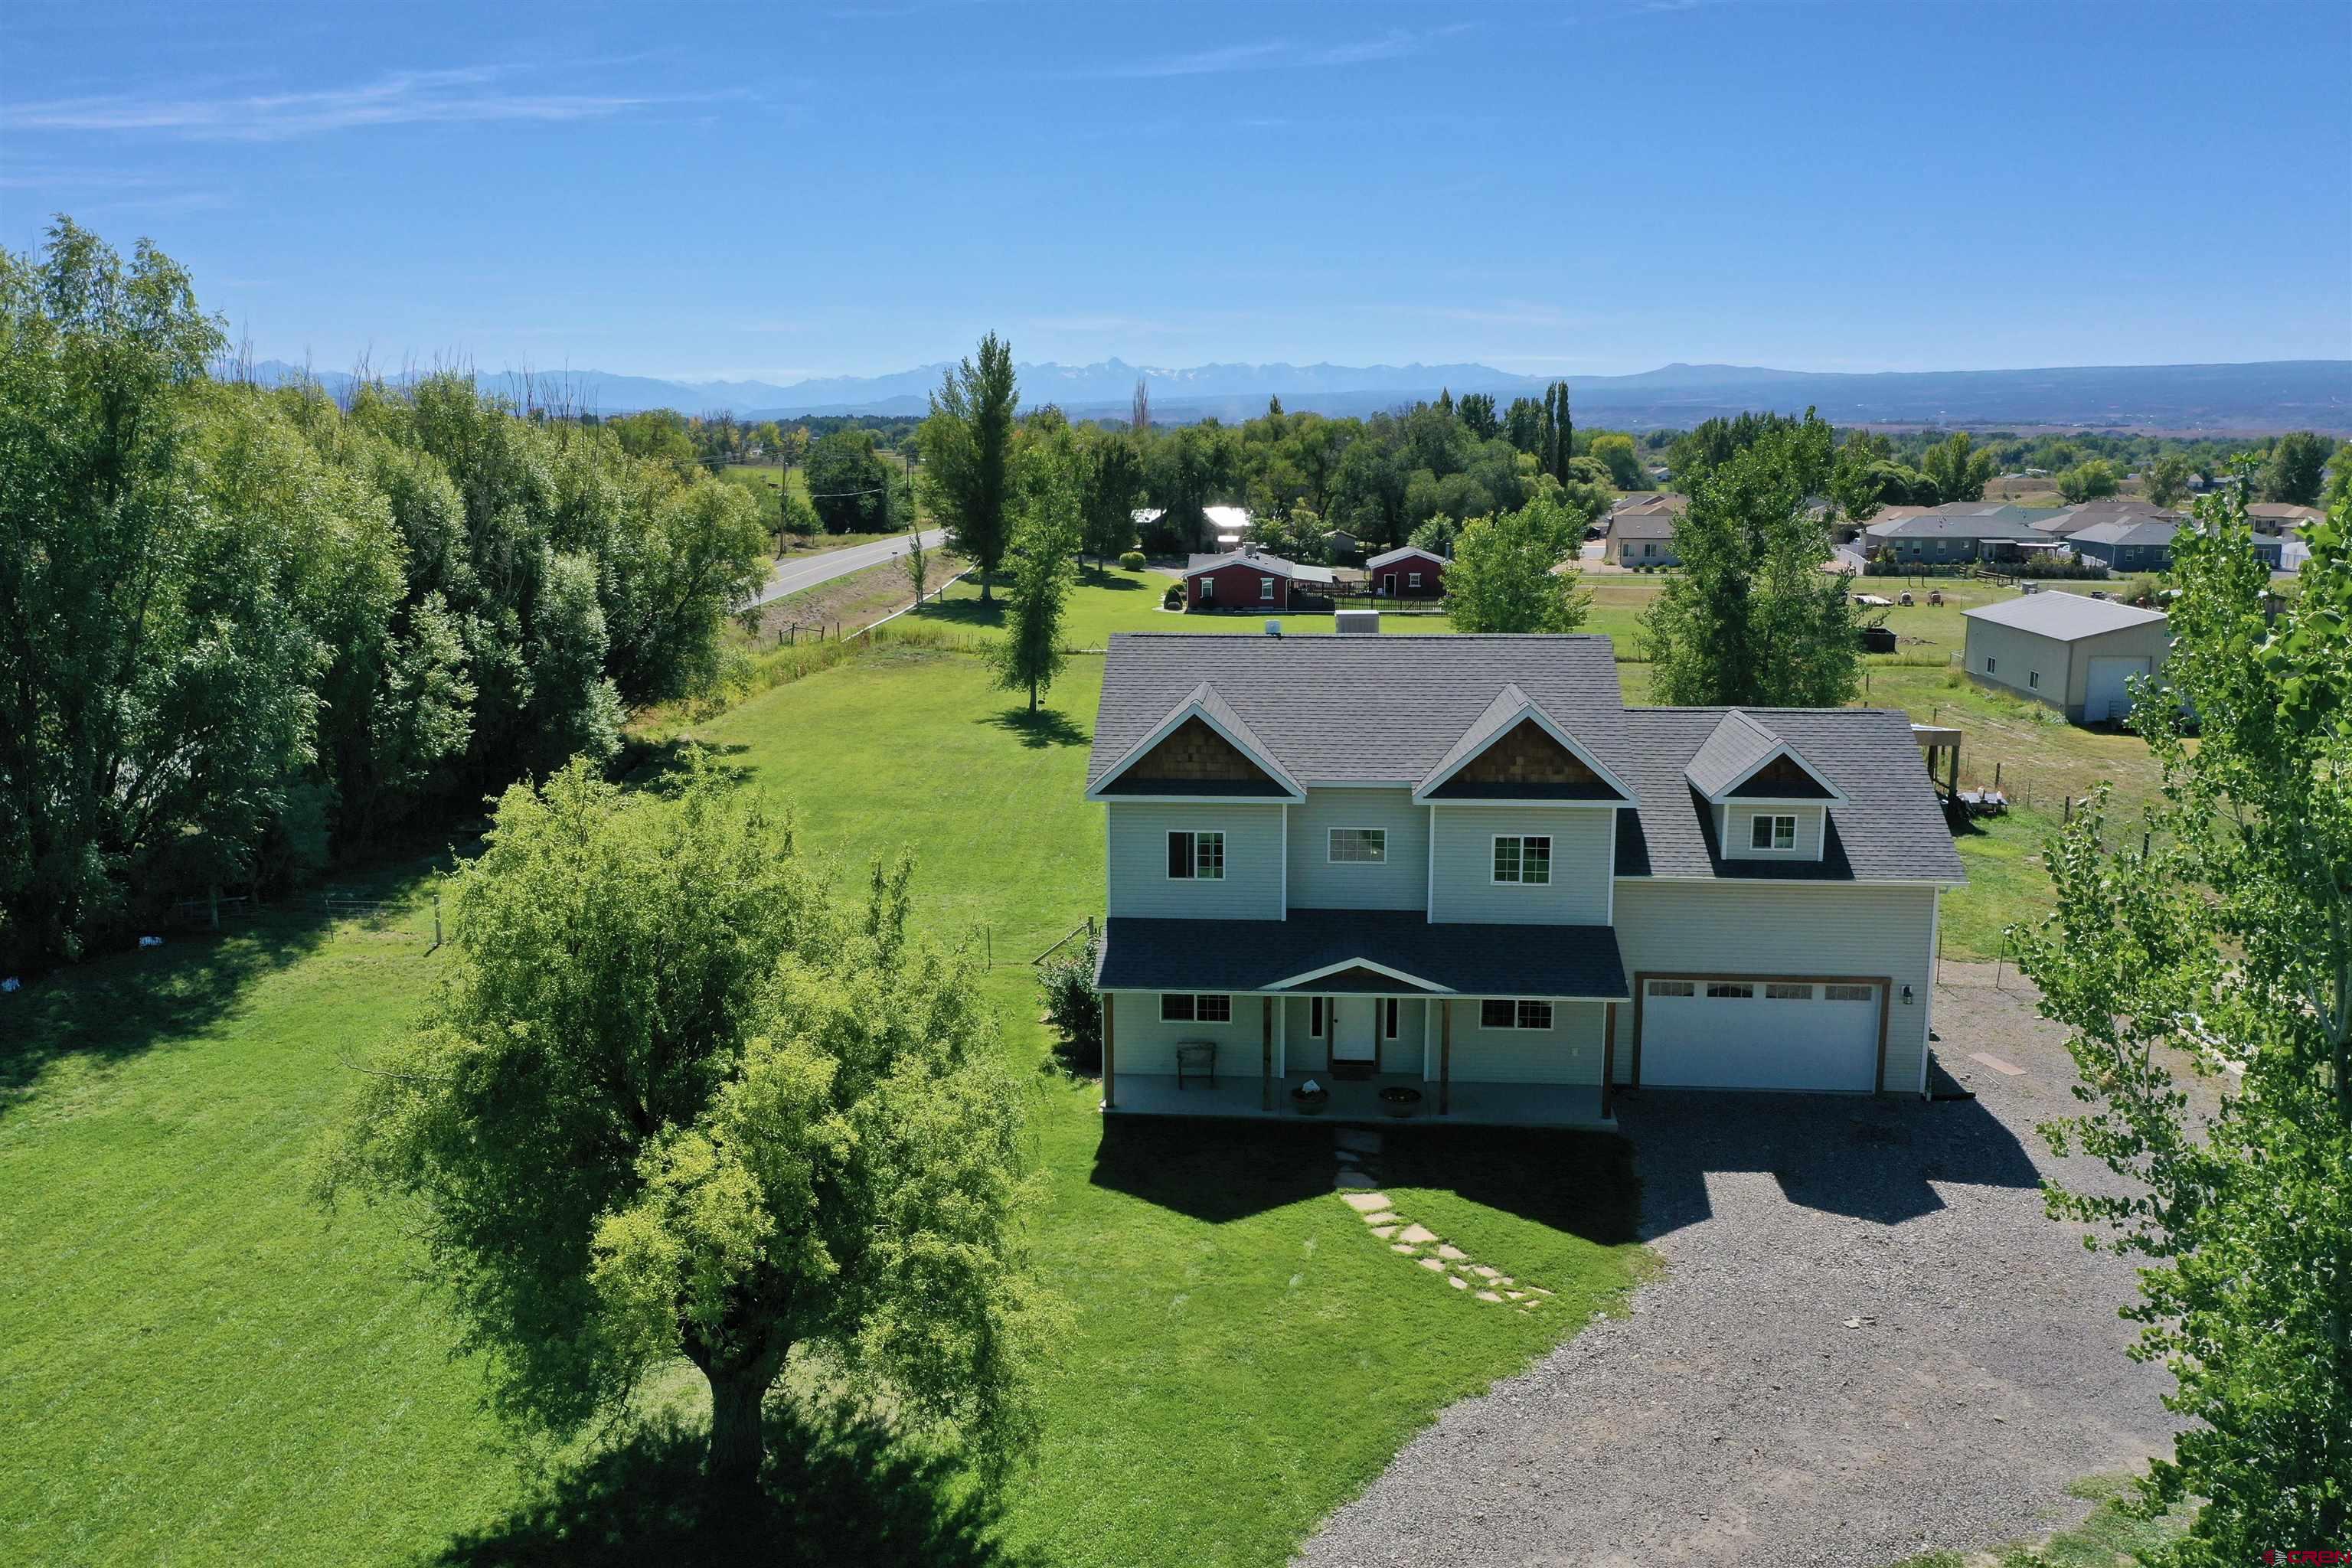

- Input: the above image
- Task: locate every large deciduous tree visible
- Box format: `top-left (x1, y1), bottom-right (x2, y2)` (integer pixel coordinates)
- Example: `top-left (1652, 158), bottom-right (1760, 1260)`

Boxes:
top-left (2262, 429), bottom-right (2331, 505)
top-left (1078, 432), bottom-right (1144, 573)
top-left (919, 333), bottom-right (1018, 600)
top-left (1920, 430), bottom-right (1995, 503)
top-left (2014, 485), bottom-right (2352, 1561)
top-left (2142, 452), bottom-right (2194, 508)
top-left (803, 427), bottom-right (892, 534)
top-left (1443, 493), bottom-right (1591, 634)
top-left (1642, 413), bottom-right (1860, 707)
top-left (0, 220), bottom-right (322, 963)
top-left (324, 762), bottom-right (1048, 1499)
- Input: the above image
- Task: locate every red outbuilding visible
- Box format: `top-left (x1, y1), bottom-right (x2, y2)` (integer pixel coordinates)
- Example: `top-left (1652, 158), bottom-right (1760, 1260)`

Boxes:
top-left (1183, 547), bottom-right (1334, 611)
top-left (1364, 546), bottom-right (1449, 599)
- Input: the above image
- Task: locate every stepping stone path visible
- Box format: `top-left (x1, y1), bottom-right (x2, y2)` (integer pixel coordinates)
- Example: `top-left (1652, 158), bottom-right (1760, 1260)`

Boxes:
top-left (1326, 1129), bottom-right (1555, 1315)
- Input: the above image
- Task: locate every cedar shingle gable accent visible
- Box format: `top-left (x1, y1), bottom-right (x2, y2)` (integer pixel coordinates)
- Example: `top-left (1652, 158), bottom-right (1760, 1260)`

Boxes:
top-left (1124, 716), bottom-right (1278, 784)
top-left (1452, 719), bottom-right (1599, 787)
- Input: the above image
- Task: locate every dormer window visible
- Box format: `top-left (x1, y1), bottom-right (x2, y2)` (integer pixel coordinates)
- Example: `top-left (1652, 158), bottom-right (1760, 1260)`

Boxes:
top-left (1750, 815), bottom-right (1797, 851)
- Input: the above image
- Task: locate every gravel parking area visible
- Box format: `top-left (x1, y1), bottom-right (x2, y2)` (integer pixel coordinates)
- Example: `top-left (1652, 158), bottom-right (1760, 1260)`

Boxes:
top-left (1301, 963), bottom-right (2218, 1568)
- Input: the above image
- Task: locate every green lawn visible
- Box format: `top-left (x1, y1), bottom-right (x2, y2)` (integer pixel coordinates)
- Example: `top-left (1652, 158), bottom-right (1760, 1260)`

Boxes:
top-left (2, 639), bottom-right (1649, 1568)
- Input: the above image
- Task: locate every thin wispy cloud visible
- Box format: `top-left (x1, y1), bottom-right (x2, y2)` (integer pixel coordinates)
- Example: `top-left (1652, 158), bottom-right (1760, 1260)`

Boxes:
top-left (1093, 24), bottom-right (1473, 80)
top-left (1, 64), bottom-right (738, 142)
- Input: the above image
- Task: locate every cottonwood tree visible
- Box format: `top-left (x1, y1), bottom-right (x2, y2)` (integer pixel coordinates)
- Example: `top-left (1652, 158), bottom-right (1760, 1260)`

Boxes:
top-left (2056, 458), bottom-right (2120, 503)
top-left (1079, 433), bottom-right (1144, 573)
top-left (2014, 485), bottom-right (2352, 1562)
top-left (1643, 413), bottom-right (1860, 707)
top-left (2142, 452), bottom-right (2194, 508)
top-left (2262, 429), bottom-right (2331, 505)
top-left (324, 762), bottom-right (1048, 1501)
top-left (0, 220), bottom-right (321, 962)
top-left (920, 333), bottom-right (1018, 599)
top-left (991, 460), bottom-right (1080, 715)
top-left (1920, 429), bottom-right (1995, 503)
top-left (1443, 492), bottom-right (1591, 634)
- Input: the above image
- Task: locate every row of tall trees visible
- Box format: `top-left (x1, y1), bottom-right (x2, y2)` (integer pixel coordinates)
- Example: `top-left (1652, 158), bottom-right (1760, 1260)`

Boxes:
top-left (0, 220), bottom-right (768, 968)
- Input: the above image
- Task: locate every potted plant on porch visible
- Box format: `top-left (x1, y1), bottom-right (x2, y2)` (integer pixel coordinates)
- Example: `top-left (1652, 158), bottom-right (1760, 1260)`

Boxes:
top-left (1378, 1084), bottom-right (1423, 1119)
top-left (1289, 1078), bottom-right (1331, 1116)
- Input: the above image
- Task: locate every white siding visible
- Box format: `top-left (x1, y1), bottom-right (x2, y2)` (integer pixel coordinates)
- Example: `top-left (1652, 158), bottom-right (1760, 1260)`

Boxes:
top-left (1286, 789), bottom-right (1429, 911)
top-left (1106, 802), bottom-right (1284, 920)
top-left (1284, 996), bottom-right (1325, 1072)
top-left (1439, 998), bottom-right (1605, 1085)
top-left (1429, 805), bottom-right (1615, 924)
top-left (1611, 880), bottom-right (1940, 1093)
top-left (1106, 991), bottom-right (1269, 1076)
top-left (1723, 804), bottom-right (1826, 862)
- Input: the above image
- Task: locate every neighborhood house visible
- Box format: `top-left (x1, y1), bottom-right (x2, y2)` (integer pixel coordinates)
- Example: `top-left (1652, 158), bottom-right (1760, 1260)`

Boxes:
top-left (1085, 632), bottom-right (1963, 1125)
top-left (1862, 504), bottom-right (2060, 564)
top-left (1362, 545), bottom-right (1449, 598)
top-left (1961, 593), bottom-right (2171, 724)
top-left (1603, 499), bottom-right (1684, 566)
top-left (1182, 546), bottom-right (1335, 611)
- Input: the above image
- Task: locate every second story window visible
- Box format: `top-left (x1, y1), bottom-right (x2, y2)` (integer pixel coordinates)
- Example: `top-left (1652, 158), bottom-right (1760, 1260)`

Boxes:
top-left (1749, 815), bottom-right (1797, 851)
top-left (1328, 828), bottom-right (1386, 864)
top-left (1168, 831), bottom-right (1224, 880)
top-left (1492, 835), bottom-right (1551, 885)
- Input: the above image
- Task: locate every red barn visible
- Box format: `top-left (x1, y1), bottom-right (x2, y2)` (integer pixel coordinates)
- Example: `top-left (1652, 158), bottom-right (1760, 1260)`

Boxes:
top-left (1183, 548), bottom-right (1334, 611)
top-left (1364, 546), bottom-right (1448, 599)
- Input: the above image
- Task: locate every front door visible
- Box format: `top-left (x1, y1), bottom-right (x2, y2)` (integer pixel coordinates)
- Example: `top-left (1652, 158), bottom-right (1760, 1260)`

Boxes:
top-left (1380, 573), bottom-right (1396, 596)
top-left (1328, 998), bottom-right (1377, 1064)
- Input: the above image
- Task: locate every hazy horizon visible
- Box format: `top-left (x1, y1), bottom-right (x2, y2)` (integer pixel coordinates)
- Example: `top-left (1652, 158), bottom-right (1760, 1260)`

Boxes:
top-left (7, 0), bottom-right (2347, 381)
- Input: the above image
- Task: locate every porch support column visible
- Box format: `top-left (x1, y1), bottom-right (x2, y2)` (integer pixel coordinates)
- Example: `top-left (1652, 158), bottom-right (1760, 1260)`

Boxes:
top-left (1439, 1000), bottom-right (1452, 1116)
top-left (1601, 1002), bottom-right (1615, 1120)
top-left (1102, 991), bottom-right (1116, 1110)
top-left (1261, 996), bottom-right (1274, 1112)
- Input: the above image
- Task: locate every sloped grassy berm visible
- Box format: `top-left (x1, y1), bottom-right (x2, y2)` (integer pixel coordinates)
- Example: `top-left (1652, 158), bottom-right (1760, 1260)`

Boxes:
top-left (2, 628), bottom-right (1649, 1568)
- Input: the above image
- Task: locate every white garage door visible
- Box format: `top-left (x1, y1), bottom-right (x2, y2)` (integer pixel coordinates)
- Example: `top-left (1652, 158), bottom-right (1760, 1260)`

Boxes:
top-left (1640, 978), bottom-right (1880, 1092)
top-left (2084, 655), bottom-right (2149, 722)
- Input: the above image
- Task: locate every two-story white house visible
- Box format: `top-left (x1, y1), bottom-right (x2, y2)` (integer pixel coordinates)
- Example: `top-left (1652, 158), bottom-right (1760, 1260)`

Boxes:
top-left (1085, 632), bottom-right (1964, 1125)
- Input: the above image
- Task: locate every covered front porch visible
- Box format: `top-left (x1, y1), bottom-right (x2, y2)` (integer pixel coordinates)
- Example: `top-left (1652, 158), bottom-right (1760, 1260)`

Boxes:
top-left (1106, 1069), bottom-right (1611, 1129)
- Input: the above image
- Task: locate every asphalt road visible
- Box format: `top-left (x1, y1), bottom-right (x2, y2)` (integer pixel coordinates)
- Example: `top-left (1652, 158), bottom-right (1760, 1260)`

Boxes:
top-left (749, 529), bottom-right (947, 608)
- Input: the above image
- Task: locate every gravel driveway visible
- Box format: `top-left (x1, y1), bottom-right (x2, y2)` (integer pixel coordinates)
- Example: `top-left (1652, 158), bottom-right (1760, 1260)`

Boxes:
top-left (1301, 963), bottom-right (2216, 1568)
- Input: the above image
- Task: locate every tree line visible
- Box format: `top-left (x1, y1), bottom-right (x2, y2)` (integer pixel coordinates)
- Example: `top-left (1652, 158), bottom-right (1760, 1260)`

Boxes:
top-left (1, 220), bottom-right (769, 969)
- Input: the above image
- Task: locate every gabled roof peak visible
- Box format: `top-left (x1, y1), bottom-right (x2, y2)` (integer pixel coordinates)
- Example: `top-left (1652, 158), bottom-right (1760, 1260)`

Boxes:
top-left (1686, 709), bottom-right (1845, 804)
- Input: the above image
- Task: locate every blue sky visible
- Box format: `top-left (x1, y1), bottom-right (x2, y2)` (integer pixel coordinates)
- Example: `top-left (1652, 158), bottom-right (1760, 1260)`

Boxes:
top-left (4, 0), bottom-right (2347, 382)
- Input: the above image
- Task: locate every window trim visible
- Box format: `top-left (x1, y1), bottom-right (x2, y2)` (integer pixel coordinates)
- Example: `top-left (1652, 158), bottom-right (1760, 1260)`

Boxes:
top-left (1167, 829), bottom-right (1225, 881)
top-left (1748, 813), bottom-right (1798, 853)
top-left (1491, 834), bottom-right (1553, 886)
top-left (1983, 655), bottom-right (1996, 674)
top-left (1478, 997), bottom-right (1554, 1031)
top-left (1160, 993), bottom-right (1194, 1021)
top-left (1194, 993), bottom-right (1232, 1024)
top-left (1328, 827), bottom-right (1387, 865)
top-left (2027, 671), bottom-right (2041, 691)
top-left (1407, 570), bottom-right (1423, 589)
top-left (1259, 575), bottom-right (1276, 601)
top-left (1198, 574), bottom-right (1215, 600)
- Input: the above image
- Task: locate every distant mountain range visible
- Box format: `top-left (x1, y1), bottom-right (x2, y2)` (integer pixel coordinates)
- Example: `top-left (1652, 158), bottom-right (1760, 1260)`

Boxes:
top-left (242, 356), bottom-right (2352, 433)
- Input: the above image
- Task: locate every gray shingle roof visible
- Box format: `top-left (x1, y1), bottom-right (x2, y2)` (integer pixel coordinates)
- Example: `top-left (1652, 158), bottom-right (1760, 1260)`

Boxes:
top-left (1865, 507), bottom-right (2054, 542)
top-left (1962, 593), bottom-right (2167, 639)
top-left (1090, 635), bottom-right (1963, 884)
top-left (1364, 545), bottom-right (1448, 570)
top-left (1096, 909), bottom-right (1629, 998)
top-left (2070, 518), bottom-right (2179, 548)
top-left (1612, 707), bottom-right (1963, 883)
top-left (1609, 511), bottom-right (1679, 541)
top-left (1683, 710), bottom-right (1784, 798)
top-left (1183, 550), bottom-right (1336, 584)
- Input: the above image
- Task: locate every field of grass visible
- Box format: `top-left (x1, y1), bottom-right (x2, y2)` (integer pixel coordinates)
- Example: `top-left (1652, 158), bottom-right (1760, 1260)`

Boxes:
top-left (3, 637), bottom-right (1650, 1568)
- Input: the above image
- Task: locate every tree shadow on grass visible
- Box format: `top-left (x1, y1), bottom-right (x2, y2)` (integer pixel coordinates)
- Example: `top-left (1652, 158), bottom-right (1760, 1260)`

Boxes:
top-left (1083, 570), bottom-right (1149, 590)
top-left (915, 596), bottom-right (1004, 631)
top-left (1, 912), bottom-right (340, 1122)
top-left (1089, 1115), bottom-right (1642, 1243)
top-left (620, 738), bottom-right (756, 796)
top-left (430, 1404), bottom-right (1039, 1568)
top-left (981, 707), bottom-right (1089, 749)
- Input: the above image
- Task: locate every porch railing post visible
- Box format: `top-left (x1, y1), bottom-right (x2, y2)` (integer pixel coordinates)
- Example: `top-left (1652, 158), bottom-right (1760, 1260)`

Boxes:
top-left (1439, 1000), bottom-right (1452, 1116)
top-left (1102, 992), bottom-right (1116, 1111)
top-left (1261, 996), bottom-right (1273, 1112)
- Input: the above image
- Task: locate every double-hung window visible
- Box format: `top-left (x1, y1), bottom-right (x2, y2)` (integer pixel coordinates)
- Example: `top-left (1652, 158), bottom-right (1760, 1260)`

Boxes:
top-left (1479, 998), bottom-right (1554, 1030)
top-left (1199, 575), bottom-right (1216, 601)
top-left (1168, 831), bottom-right (1224, 880)
top-left (1492, 835), bottom-right (1551, 885)
top-left (1259, 575), bottom-right (1276, 601)
top-left (1749, 814), bottom-right (1797, 851)
top-left (1328, 828), bottom-right (1386, 864)
top-left (1407, 571), bottom-right (1423, 589)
